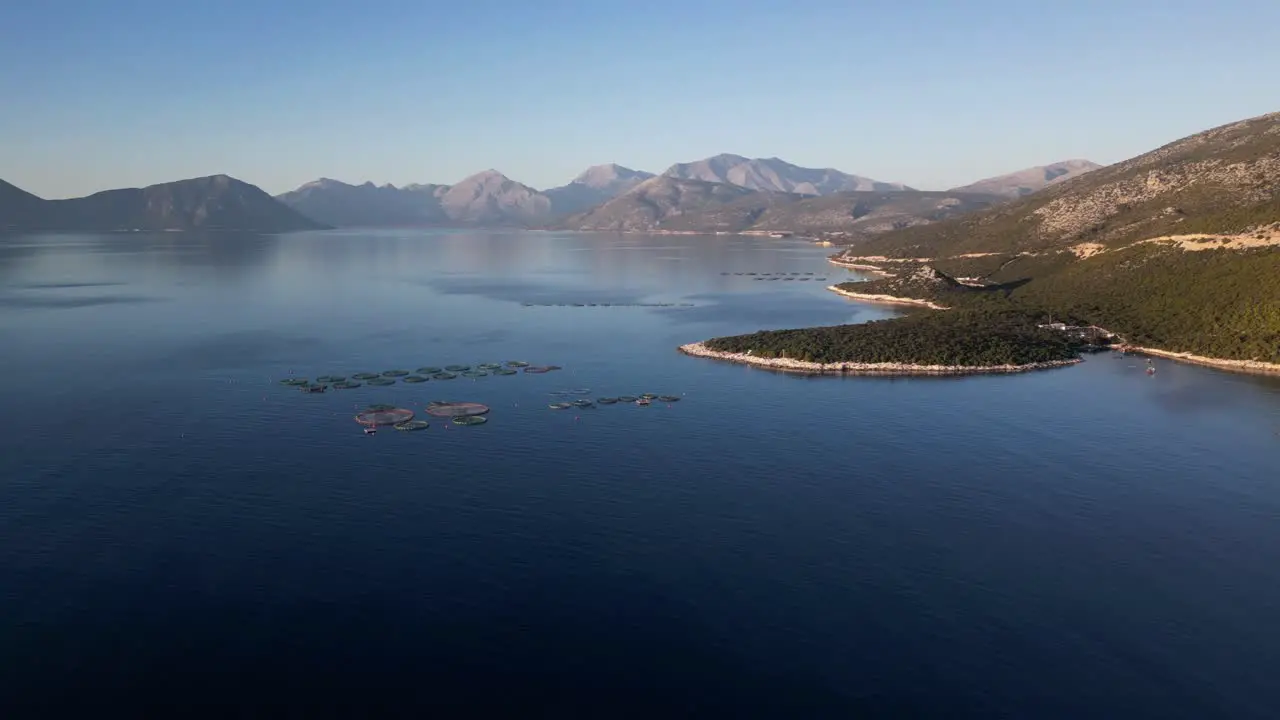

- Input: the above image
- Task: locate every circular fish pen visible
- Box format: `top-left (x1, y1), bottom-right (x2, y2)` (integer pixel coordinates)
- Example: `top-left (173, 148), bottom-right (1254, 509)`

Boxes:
top-left (493, 368), bottom-right (518, 376)
top-left (279, 378), bottom-right (309, 386)
top-left (616, 395), bottom-right (638, 403)
top-left (315, 375), bottom-right (345, 383)
top-left (596, 397), bottom-right (618, 404)
top-left (402, 375), bottom-right (428, 383)
top-left (394, 420), bottom-right (430, 431)
top-left (444, 365), bottom-right (470, 372)
top-left (367, 378), bottom-right (396, 386)
top-left (433, 372), bottom-right (458, 380)
top-left (332, 381), bottom-right (362, 389)
top-left (505, 361), bottom-right (530, 367)
top-left (452, 415), bottom-right (487, 426)
top-left (365, 403), bottom-right (397, 411)
top-left (639, 394), bottom-right (658, 400)
top-left (658, 395), bottom-right (680, 402)
top-left (548, 402), bottom-right (573, 410)
top-left (524, 365), bottom-right (561, 374)
top-left (354, 407), bottom-right (415, 426)
top-left (478, 363), bottom-right (503, 371)
top-left (352, 372), bottom-right (380, 381)
top-left (571, 399), bottom-right (594, 408)
top-left (381, 370), bottom-right (410, 377)
top-left (424, 401), bottom-right (490, 418)
top-left (417, 367), bottom-right (443, 375)
top-left (461, 370), bottom-right (488, 378)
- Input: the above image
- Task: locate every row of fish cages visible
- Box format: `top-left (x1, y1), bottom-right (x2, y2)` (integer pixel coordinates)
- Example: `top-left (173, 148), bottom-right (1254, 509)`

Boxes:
top-left (721, 271), bottom-right (819, 276)
top-left (519, 302), bottom-right (695, 308)
top-left (276, 361), bottom-right (560, 393)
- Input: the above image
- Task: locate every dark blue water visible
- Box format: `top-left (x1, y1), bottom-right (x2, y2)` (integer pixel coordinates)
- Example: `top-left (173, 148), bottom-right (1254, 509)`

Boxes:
top-left (2, 230), bottom-right (1279, 716)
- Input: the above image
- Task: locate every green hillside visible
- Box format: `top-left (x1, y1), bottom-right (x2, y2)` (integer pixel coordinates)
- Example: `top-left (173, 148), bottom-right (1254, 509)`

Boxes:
top-left (705, 111), bottom-right (1280, 369)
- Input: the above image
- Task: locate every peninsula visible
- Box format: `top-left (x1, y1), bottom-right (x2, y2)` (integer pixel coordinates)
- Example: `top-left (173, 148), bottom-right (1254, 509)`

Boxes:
top-left (678, 110), bottom-right (1280, 376)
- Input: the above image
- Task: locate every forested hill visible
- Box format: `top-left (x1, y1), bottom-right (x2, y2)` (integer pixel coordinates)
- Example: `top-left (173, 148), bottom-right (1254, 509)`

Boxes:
top-left (846, 111), bottom-right (1280, 259)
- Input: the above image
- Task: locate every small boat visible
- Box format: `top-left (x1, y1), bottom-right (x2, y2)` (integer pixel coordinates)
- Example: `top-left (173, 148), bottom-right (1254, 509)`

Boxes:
top-left (635, 398), bottom-right (651, 406)
top-left (363, 425), bottom-right (377, 435)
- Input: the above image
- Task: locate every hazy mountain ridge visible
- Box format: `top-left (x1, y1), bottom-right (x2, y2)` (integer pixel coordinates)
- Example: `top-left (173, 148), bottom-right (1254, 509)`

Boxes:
top-left (1, 175), bottom-right (325, 233)
top-left (273, 156), bottom-right (919, 228)
top-left (558, 177), bottom-right (1003, 235)
top-left (739, 191), bottom-right (1003, 236)
top-left (948, 160), bottom-right (1103, 198)
top-left (5, 156), bottom-right (1125, 234)
top-left (543, 164), bottom-right (655, 216)
top-left (274, 178), bottom-right (447, 227)
top-left (559, 177), bottom-right (762, 232)
top-left (436, 170), bottom-right (552, 225)
top-left (662, 154), bottom-right (910, 194)
top-left (276, 164), bottom-right (654, 227)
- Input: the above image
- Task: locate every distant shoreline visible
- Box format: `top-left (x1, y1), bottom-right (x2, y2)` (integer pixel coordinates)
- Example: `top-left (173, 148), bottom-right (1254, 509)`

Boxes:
top-left (825, 253), bottom-right (1280, 376)
top-left (826, 257), bottom-right (894, 277)
top-left (548, 228), bottom-right (817, 240)
top-left (1122, 345), bottom-right (1280, 375)
top-left (677, 342), bottom-right (1081, 376)
top-left (825, 284), bottom-right (950, 310)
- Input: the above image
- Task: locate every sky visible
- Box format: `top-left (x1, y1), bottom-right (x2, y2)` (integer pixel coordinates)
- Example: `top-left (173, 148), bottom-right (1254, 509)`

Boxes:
top-left (2, 0), bottom-right (1279, 198)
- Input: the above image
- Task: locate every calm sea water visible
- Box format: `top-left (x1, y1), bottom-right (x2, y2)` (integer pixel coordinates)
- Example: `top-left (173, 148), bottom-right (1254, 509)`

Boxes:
top-left (2, 229), bottom-right (1279, 716)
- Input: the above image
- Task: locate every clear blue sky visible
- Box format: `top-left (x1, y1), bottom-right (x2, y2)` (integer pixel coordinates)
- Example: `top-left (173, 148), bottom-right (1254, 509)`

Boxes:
top-left (3, 0), bottom-right (1278, 198)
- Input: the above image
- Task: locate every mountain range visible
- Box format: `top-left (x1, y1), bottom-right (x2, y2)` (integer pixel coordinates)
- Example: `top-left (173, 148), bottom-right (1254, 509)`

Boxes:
top-left (270, 156), bottom-right (1093, 233)
top-left (558, 177), bottom-right (1004, 236)
top-left (660, 154), bottom-right (911, 194)
top-left (1, 156), bottom-right (1101, 236)
top-left (0, 175), bottom-right (324, 233)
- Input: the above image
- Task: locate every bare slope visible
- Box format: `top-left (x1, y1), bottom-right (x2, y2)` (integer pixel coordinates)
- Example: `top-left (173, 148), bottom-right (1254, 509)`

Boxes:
top-left (542, 164), bottom-right (655, 216)
top-left (275, 178), bottom-right (447, 227)
top-left (850, 111), bottom-right (1280, 258)
top-left (561, 179), bottom-right (1001, 235)
top-left (437, 170), bottom-right (552, 225)
top-left (662, 154), bottom-right (910, 194)
top-left (949, 160), bottom-right (1102, 198)
top-left (561, 177), bottom-right (761, 232)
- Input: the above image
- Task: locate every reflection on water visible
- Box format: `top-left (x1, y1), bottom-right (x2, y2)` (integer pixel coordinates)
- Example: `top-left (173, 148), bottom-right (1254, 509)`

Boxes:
top-left (1, 229), bottom-right (1280, 716)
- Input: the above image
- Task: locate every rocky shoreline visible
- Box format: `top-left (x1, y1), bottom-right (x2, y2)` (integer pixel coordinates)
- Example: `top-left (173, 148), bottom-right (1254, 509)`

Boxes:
top-left (825, 285), bottom-right (950, 310)
top-left (677, 342), bottom-right (1081, 376)
top-left (826, 258), bottom-right (894, 277)
top-left (1124, 345), bottom-right (1280, 375)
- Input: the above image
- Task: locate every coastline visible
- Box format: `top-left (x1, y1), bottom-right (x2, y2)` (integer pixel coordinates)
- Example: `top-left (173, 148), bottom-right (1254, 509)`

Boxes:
top-left (1123, 345), bottom-right (1280, 375)
top-left (677, 342), bottom-right (1081, 376)
top-left (680, 246), bottom-right (1280, 379)
top-left (825, 284), bottom-right (950, 310)
top-left (826, 257), bottom-right (1280, 377)
top-left (826, 257), bottom-right (894, 277)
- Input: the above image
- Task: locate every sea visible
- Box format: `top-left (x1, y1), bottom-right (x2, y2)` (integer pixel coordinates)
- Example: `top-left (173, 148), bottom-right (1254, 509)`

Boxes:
top-left (2, 229), bottom-right (1279, 717)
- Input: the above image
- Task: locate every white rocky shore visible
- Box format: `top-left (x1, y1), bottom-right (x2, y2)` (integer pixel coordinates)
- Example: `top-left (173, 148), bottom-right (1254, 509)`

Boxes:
top-left (825, 285), bottom-right (950, 310)
top-left (1124, 345), bottom-right (1280, 375)
top-left (678, 342), bottom-right (1081, 376)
